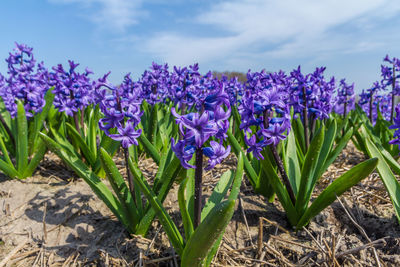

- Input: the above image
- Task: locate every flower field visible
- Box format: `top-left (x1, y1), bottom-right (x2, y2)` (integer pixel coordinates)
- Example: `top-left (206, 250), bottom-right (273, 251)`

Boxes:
top-left (0, 43), bottom-right (400, 266)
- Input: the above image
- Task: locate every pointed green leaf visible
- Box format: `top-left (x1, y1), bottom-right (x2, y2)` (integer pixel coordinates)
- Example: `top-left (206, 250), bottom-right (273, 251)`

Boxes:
top-left (364, 135), bottom-right (400, 223)
top-left (227, 130), bottom-right (258, 189)
top-left (181, 200), bottom-right (235, 267)
top-left (131, 163), bottom-right (184, 254)
top-left (260, 149), bottom-right (299, 226)
top-left (295, 125), bottom-right (325, 215)
top-left (23, 138), bottom-right (48, 178)
top-left (178, 174), bottom-right (194, 240)
top-left (100, 148), bottom-right (140, 230)
top-left (296, 158), bottom-right (378, 229)
top-left (16, 101), bottom-right (28, 173)
top-left (284, 130), bottom-right (301, 194)
top-left (201, 170), bottom-right (234, 221)
top-left (66, 123), bottom-right (96, 166)
top-left (138, 134), bottom-right (160, 165)
top-left (39, 132), bottom-right (133, 231)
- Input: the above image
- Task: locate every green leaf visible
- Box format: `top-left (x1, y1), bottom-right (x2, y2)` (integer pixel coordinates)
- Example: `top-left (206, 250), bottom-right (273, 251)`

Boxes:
top-left (39, 132), bottom-right (132, 230)
top-left (181, 200), bottom-right (235, 267)
top-left (201, 170), bottom-right (234, 221)
top-left (228, 152), bottom-right (244, 202)
top-left (295, 125), bottom-right (325, 216)
top-left (260, 149), bottom-right (299, 226)
top-left (0, 158), bottom-right (18, 178)
top-left (100, 148), bottom-right (139, 232)
top-left (0, 133), bottom-right (12, 166)
top-left (147, 104), bottom-right (158, 144)
top-left (186, 161), bottom-right (196, 223)
top-left (296, 158), bottom-right (378, 229)
top-left (227, 130), bottom-right (259, 189)
top-left (322, 127), bottom-right (353, 173)
top-left (178, 174), bottom-right (194, 241)
top-left (284, 130), bottom-right (301, 194)
top-left (364, 135), bottom-right (400, 223)
top-left (138, 134), bottom-right (161, 165)
top-left (131, 164), bottom-right (185, 255)
top-left (88, 108), bottom-right (98, 160)
top-left (312, 120), bottom-right (336, 181)
top-left (66, 123), bottom-right (96, 166)
top-left (204, 152), bottom-right (244, 267)
top-left (293, 116), bottom-right (306, 154)
top-left (23, 138), bottom-right (48, 178)
top-left (28, 87), bottom-right (55, 155)
top-left (16, 102), bottom-right (28, 173)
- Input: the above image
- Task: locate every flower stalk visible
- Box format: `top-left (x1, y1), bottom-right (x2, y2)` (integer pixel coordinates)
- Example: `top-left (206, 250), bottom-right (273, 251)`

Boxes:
top-left (391, 64), bottom-right (396, 123)
top-left (270, 144), bottom-right (296, 205)
top-left (369, 90), bottom-right (374, 123)
top-left (302, 86), bottom-right (309, 150)
top-left (194, 147), bottom-right (204, 228)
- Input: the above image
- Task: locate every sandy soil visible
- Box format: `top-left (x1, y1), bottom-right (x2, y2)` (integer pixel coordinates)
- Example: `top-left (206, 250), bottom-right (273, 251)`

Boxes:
top-left (1, 144), bottom-right (400, 266)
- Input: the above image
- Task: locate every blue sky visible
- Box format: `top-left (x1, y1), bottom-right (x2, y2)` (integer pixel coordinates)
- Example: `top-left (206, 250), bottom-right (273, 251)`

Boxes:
top-left (1, 0), bottom-right (400, 91)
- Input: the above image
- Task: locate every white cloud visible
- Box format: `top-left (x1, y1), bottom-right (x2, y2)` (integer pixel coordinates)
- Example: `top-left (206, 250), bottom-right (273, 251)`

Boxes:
top-left (49, 0), bottom-right (144, 32)
top-left (144, 0), bottom-right (400, 67)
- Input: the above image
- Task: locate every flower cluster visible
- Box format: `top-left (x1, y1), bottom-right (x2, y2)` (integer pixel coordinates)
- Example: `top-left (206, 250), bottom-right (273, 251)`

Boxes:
top-left (334, 79), bottom-right (355, 115)
top-left (49, 60), bottom-right (95, 116)
top-left (168, 64), bottom-right (201, 109)
top-left (289, 66), bottom-right (335, 120)
top-left (358, 82), bottom-right (385, 123)
top-left (381, 55), bottom-right (400, 94)
top-left (97, 73), bottom-right (143, 148)
top-left (239, 70), bottom-right (291, 159)
top-left (139, 62), bottom-right (170, 105)
top-left (171, 81), bottom-right (231, 170)
top-left (0, 43), bottom-right (49, 118)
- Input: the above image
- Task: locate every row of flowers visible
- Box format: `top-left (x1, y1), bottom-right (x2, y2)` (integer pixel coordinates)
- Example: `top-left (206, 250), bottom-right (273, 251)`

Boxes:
top-left (1, 43), bottom-right (400, 266)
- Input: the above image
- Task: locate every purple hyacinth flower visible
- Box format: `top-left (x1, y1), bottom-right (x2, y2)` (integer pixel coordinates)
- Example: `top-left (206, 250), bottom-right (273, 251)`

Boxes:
top-left (180, 111), bottom-right (218, 148)
top-left (171, 138), bottom-right (196, 169)
top-left (203, 141), bottom-right (231, 170)
top-left (99, 107), bottom-right (124, 131)
top-left (260, 123), bottom-right (287, 147)
top-left (245, 134), bottom-right (264, 160)
top-left (109, 123), bottom-right (142, 148)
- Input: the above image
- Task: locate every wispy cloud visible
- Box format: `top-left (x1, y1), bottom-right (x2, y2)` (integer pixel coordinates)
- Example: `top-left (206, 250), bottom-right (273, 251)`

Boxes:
top-left (48, 0), bottom-right (144, 32)
top-left (143, 0), bottom-right (400, 68)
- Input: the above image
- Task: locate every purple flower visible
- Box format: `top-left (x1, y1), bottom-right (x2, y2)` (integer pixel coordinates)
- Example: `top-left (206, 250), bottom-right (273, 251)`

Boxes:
top-left (238, 69), bottom-right (291, 157)
top-left (179, 111), bottom-right (218, 148)
top-left (171, 74), bottom-right (231, 170)
top-left (260, 123), bottom-right (287, 146)
top-left (0, 43), bottom-right (50, 118)
top-left (50, 60), bottom-right (95, 116)
top-left (203, 141), bottom-right (231, 170)
top-left (171, 138), bottom-right (196, 169)
top-left (97, 73), bottom-right (143, 147)
top-left (109, 123), bottom-right (142, 148)
top-left (245, 134), bottom-right (264, 160)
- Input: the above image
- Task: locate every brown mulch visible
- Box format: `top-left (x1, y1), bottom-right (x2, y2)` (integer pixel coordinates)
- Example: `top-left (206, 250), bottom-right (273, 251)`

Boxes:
top-left (0, 142), bottom-right (400, 266)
